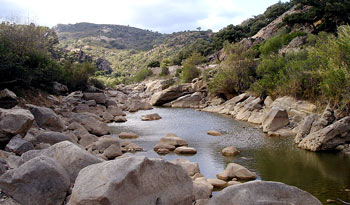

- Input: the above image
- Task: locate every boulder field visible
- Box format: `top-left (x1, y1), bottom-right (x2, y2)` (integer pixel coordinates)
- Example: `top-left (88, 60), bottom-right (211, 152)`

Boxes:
top-left (0, 85), bottom-right (327, 204)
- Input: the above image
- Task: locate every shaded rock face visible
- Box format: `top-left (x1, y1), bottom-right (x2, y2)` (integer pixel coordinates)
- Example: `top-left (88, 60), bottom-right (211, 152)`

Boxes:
top-left (5, 135), bottom-right (34, 155)
top-left (0, 108), bottom-right (34, 143)
top-left (68, 156), bottom-right (193, 205)
top-left (207, 181), bottom-right (322, 205)
top-left (36, 131), bottom-right (72, 145)
top-left (0, 156), bottom-right (70, 205)
top-left (27, 105), bottom-right (65, 132)
top-left (171, 92), bottom-right (203, 108)
top-left (0, 89), bottom-right (18, 109)
top-left (262, 107), bottom-right (289, 132)
top-left (96, 58), bottom-right (113, 74)
top-left (294, 114), bottom-right (319, 144)
top-left (83, 92), bottom-right (107, 104)
top-left (53, 82), bottom-right (68, 94)
top-left (20, 141), bottom-right (103, 183)
top-left (298, 116), bottom-right (350, 151)
top-left (150, 84), bottom-right (193, 106)
top-left (62, 91), bottom-right (83, 105)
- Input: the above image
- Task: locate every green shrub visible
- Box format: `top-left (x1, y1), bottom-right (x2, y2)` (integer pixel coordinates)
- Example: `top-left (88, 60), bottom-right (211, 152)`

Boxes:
top-left (89, 78), bottom-right (106, 89)
top-left (134, 68), bottom-right (153, 82)
top-left (180, 52), bottom-right (205, 83)
top-left (160, 66), bottom-right (170, 76)
top-left (147, 60), bottom-right (160, 68)
top-left (259, 35), bottom-right (283, 56)
top-left (209, 43), bottom-right (258, 95)
top-left (175, 68), bottom-right (182, 77)
top-left (61, 62), bottom-right (96, 90)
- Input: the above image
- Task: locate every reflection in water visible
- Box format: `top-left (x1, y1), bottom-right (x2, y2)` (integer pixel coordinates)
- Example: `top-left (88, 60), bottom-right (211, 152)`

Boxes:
top-left (109, 107), bottom-right (350, 203)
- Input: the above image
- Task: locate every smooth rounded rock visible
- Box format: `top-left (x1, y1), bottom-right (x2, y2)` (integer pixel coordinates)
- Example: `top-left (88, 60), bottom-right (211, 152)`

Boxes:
top-left (207, 130), bottom-right (223, 136)
top-left (207, 181), bottom-right (322, 205)
top-left (174, 146), bottom-right (197, 155)
top-left (221, 146), bottom-right (240, 156)
top-left (68, 156), bottom-right (193, 205)
top-left (119, 132), bottom-right (139, 139)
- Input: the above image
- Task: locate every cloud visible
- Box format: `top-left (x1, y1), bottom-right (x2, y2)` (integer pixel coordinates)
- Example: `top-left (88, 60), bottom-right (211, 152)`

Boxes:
top-left (0, 0), bottom-right (283, 33)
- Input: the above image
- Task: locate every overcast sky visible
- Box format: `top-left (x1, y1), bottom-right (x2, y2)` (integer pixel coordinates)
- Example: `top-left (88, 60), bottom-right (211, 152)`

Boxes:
top-left (0, 0), bottom-right (287, 33)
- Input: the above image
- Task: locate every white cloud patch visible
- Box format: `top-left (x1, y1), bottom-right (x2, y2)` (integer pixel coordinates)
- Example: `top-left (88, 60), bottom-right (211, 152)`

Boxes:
top-left (1, 0), bottom-right (283, 33)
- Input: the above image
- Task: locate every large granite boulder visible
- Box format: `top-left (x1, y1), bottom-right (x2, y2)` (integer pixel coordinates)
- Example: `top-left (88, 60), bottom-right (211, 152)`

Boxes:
top-left (150, 84), bottom-right (193, 106)
top-left (294, 114), bottom-right (319, 144)
top-left (69, 112), bottom-right (109, 136)
top-left (27, 104), bottom-right (65, 131)
top-left (62, 91), bottom-right (83, 105)
top-left (207, 181), bottom-right (322, 205)
top-left (298, 116), bottom-right (350, 151)
top-left (68, 156), bottom-right (193, 205)
top-left (262, 107), bottom-right (289, 132)
top-left (36, 131), bottom-right (72, 145)
top-left (0, 108), bottom-right (34, 141)
top-left (171, 92), bottom-right (203, 108)
top-left (0, 156), bottom-right (70, 205)
top-left (20, 141), bottom-right (103, 182)
top-left (0, 89), bottom-right (18, 109)
top-left (83, 92), bottom-right (107, 104)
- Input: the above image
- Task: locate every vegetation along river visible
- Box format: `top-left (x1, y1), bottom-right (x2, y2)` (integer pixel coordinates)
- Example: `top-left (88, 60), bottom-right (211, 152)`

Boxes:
top-left (110, 107), bottom-right (350, 203)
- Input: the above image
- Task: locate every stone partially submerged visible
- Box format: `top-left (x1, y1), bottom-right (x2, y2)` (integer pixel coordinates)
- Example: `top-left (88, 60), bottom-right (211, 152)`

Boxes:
top-left (68, 156), bottom-right (193, 205)
top-left (207, 181), bottom-right (322, 205)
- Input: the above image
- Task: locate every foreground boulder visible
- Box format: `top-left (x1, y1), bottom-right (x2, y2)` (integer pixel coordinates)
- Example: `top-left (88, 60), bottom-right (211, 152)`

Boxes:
top-left (68, 156), bottom-right (193, 205)
top-left (27, 104), bottom-right (65, 131)
top-left (207, 181), bottom-right (322, 205)
top-left (298, 116), bottom-right (350, 151)
top-left (0, 108), bottom-right (34, 145)
top-left (21, 141), bottom-right (103, 182)
top-left (0, 89), bottom-right (18, 109)
top-left (0, 156), bottom-right (70, 205)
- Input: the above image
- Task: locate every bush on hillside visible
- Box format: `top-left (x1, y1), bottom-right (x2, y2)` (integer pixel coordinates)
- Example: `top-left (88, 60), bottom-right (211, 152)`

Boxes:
top-left (208, 43), bottom-right (258, 95)
top-left (180, 52), bottom-right (205, 83)
top-left (134, 68), bottom-right (153, 82)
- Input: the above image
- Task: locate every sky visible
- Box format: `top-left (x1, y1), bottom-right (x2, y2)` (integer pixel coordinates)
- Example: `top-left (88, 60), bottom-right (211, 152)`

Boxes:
top-left (0, 0), bottom-right (287, 33)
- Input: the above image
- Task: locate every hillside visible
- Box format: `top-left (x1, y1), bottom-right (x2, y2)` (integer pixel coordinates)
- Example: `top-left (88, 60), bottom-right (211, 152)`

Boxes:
top-left (55, 22), bottom-right (213, 75)
top-left (54, 22), bottom-right (163, 51)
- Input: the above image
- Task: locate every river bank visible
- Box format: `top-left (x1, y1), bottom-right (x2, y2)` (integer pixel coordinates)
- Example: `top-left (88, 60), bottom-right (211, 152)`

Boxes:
top-left (0, 82), bottom-right (347, 204)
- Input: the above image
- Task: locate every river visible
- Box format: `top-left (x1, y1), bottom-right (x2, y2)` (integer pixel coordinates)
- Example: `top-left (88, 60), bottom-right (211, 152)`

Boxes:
top-left (110, 107), bottom-right (350, 203)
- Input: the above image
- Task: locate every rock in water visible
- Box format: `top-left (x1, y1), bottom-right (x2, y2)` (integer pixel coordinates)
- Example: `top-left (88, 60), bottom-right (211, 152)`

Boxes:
top-left (207, 130), bottom-right (223, 136)
top-left (262, 107), bottom-right (289, 132)
top-left (141, 113), bottom-right (162, 121)
top-left (298, 116), bottom-right (350, 151)
top-left (207, 181), bottom-right (322, 205)
top-left (68, 156), bottom-right (193, 205)
top-left (0, 156), bottom-right (70, 205)
top-left (119, 132), bottom-right (139, 139)
top-left (221, 146), bottom-right (240, 156)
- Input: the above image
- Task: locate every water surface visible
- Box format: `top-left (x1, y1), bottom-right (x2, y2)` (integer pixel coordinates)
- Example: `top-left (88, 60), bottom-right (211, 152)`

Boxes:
top-left (110, 107), bottom-right (350, 203)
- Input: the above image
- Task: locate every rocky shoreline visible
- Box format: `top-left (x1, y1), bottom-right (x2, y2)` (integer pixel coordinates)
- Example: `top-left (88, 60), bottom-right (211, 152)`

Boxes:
top-left (0, 80), bottom-right (345, 204)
